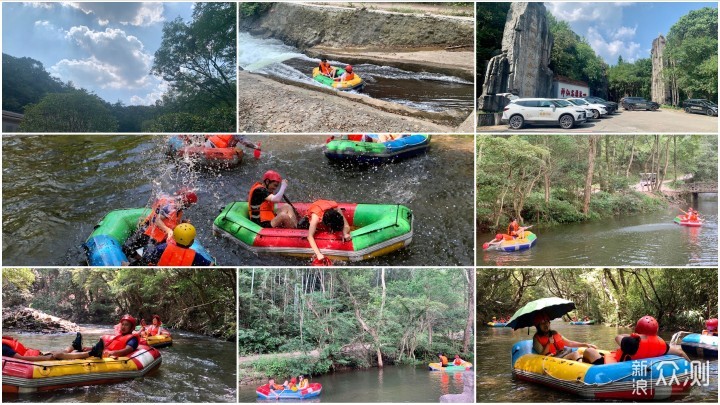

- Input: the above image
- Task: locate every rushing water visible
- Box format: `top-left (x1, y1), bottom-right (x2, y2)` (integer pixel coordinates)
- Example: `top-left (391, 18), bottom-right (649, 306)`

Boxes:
top-left (2, 324), bottom-right (236, 403)
top-left (238, 32), bottom-right (474, 114)
top-left (476, 323), bottom-right (718, 403)
top-left (238, 365), bottom-right (467, 403)
top-left (478, 195), bottom-right (718, 266)
top-left (2, 135), bottom-right (474, 266)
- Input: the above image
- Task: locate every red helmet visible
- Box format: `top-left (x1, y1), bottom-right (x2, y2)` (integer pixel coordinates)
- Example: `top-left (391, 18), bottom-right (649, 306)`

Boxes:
top-left (706, 318), bottom-right (718, 331)
top-left (262, 170), bottom-right (282, 184)
top-left (119, 314), bottom-right (137, 329)
top-left (290, 377), bottom-right (297, 384)
top-left (175, 188), bottom-right (198, 205)
top-left (533, 312), bottom-right (550, 325)
top-left (635, 315), bottom-right (659, 335)
top-left (495, 233), bottom-right (503, 241)
top-left (345, 65), bottom-right (353, 73)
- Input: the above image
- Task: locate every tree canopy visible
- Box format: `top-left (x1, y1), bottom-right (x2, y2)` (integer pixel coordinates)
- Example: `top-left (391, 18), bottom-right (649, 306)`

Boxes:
top-left (20, 91), bottom-right (119, 132)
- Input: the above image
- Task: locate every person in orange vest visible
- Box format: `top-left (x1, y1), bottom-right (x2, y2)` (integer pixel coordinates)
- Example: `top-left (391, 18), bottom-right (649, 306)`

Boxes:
top-left (249, 170), bottom-right (297, 229)
top-left (122, 188), bottom-right (198, 261)
top-left (141, 315), bottom-right (171, 337)
top-left (438, 353), bottom-right (449, 367)
top-left (581, 315), bottom-right (690, 364)
top-left (318, 58), bottom-right (337, 78)
top-left (50, 315), bottom-right (139, 360)
top-left (142, 223), bottom-right (213, 266)
top-left (2, 336), bottom-right (54, 361)
top-left (204, 135), bottom-right (260, 151)
top-left (452, 354), bottom-right (465, 366)
top-left (532, 312), bottom-right (597, 361)
top-left (334, 65), bottom-right (355, 82)
top-left (297, 199), bottom-right (351, 262)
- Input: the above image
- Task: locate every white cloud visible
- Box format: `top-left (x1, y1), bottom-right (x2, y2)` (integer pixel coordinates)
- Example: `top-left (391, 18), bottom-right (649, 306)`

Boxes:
top-left (64, 2), bottom-right (164, 26)
top-left (546, 2), bottom-right (633, 26)
top-left (23, 2), bottom-right (55, 9)
top-left (612, 26), bottom-right (637, 40)
top-left (586, 27), bottom-right (642, 63)
top-left (130, 81), bottom-right (169, 105)
top-left (51, 58), bottom-right (125, 89)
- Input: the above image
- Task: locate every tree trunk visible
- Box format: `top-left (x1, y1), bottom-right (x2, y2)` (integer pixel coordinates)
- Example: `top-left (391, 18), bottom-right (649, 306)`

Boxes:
top-left (462, 269), bottom-right (474, 353)
top-left (583, 136), bottom-right (598, 215)
top-left (625, 136), bottom-right (636, 178)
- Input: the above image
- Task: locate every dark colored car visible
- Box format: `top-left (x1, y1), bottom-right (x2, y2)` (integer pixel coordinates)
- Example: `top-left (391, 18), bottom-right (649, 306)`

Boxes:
top-left (584, 96), bottom-right (618, 114)
top-left (682, 99), bottom-right (718, 116)
top-left (622, 97), bottom-right (660, 111)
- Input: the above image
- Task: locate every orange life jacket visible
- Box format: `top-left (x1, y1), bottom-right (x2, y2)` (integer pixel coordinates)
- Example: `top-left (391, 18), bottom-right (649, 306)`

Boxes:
top-left (534, 332), bottom-right (566, 355)
top-left (157, 243), bottom-right (196, 266)
top-left (307, 200), bottom-right (339, 220)
top-left (248, 182), bottom-right (276, 223)
top-left (439, 355), bottom-right (448, 366)
top-left (143, 197), bottom-right (182, 243)
top-left (101, 333), bottom-right (136, 351)
top-left (298, 379), bottom-right (309, 389)
top-left (319, 62), bottom-right (332, 75)
top-left (508, 222), bottom-right (519, 236)
top-left (453, 358), bottom-right (463, 366)
top-left (347, 134), bottom-right (365, 141)
top-left (146, 325), bottom-right (160, 336)
top-left (609, 334), bottom-right (667, 363)
top-left (342, 72), bottom-right (355, 81)
top-left (207, 135), bottom-right (234, 148)
top-left (2, 336), bottom-right (41, 356)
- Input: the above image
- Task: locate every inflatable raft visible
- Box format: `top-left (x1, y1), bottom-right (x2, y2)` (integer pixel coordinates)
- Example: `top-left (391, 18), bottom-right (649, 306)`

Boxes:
top-left (167, 136), bottom-right (243, 168)
top-left (428, 361), bottom-right (472, 372)
top-left (569, 320), bottom-right (596, 325)
top-left (2, 344), bottom-right (161, 394)
top-left (312, 67), bottom-right (364, 91)
top-left (324, 134), bottom-right (431, 164)
top-left (143, 335), bottom-right (173, 349)
top-left (511, 340), bottom-right (692, 399)
top-left (485, 232), bottom-right (537, 252)
top-left (256, 383), bottom-right (322, 399)
top-left (487, 322), bottom-right (508, 327)
top-left (84, 208), bottom-right (215, 266)
top-left (679, 333), bottom-right (718, 358)
top-left (674, 216), bottom-right (703, 227)
top-left (213, 202), bottom-right (413, 262)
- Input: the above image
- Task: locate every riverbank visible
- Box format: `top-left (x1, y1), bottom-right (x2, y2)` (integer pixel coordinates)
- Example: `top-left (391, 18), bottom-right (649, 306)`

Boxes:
top-left (239, 71), bottom-right (466, 132)
top-left (2, 306), bottom-right (80, 333)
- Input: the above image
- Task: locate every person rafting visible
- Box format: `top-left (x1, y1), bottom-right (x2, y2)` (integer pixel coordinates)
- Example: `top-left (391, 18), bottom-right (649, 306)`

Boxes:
top-left (453, 354), bottom-right (465, 366)
top-left (248, 170), bottom-right (297, 229)
top-left (297, 199), bottom-right (351, 262)
top-left (334, 65), bottom-right (355, 82)
top-left (532, 312), bottom-right (597, 362)
top-left (122, 188), bottom-right (198, 261)
top-left (438, 353), bottom-right (449, 367)
top-left (265, 377), bottom-right (288, 397)
top-left (583, 316), bottom-right (590, 321)
top-left (2, 336), bottom-right (54, 361)
top-left (318, 58), bottom-right (337, 78)
top-left (297, 375), bottom-right (309, 389)
top-left (142, 315), bottom-right (171, 337)
top-left (141, 223), bottom-right (213, 266)
top-left (702, 318), bottom-right (718, 336)
top-left (204, 135), bottom-right (260, 151)
top-left (581, 315), bottom-right (690, 364)
top-left (50, 315), bottom-right (139, 360)
top-left (680, 207), bottom-right (700, 221)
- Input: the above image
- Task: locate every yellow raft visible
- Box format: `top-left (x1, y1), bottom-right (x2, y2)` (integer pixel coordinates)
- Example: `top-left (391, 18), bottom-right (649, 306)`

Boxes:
top-left (428, 361), bottom-right (472, 372)
top-left (144, 335), bottom-right (172, 349)
top-left (312, 67), bottom-right (365, 91)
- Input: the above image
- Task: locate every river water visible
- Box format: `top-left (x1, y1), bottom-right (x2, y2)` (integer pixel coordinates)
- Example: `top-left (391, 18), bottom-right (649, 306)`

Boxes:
top-left (2, 135), bottom-right (474, 266)
top-left (478, 195), bottom-right (718, 266)
top-left (476, 323), bottom-right (718, 402)
top-left (238, 32), bottom-right (474, 114)
top-left (238, 365), bottom-right (467, 402)
top-left (2, 325), bottom-right (236, 402)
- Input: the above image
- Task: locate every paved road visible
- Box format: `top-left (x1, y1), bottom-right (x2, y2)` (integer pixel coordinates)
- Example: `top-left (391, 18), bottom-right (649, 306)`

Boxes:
top-left (478, 108), bottom-right (718, 133)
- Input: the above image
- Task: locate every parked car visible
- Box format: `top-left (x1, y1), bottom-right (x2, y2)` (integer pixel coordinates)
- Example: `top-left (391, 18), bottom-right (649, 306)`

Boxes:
top-left (566, 98), bottom-right (607, 119)
top-left (584, 96), bottom-right (618, 114)
top-left (682, 99), bottom-right (718, 116)
top-left (622, 97), bottom-right (659, 111)
top-left (502, 98), bottom-right (587, 129)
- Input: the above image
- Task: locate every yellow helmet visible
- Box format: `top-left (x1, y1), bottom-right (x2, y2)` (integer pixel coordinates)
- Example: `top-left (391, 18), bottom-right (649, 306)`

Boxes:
top-left (173, 223), bottom-right (196, 247)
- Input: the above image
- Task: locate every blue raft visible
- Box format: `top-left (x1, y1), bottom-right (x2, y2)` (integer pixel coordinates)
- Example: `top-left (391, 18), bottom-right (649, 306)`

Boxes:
top-left (680, 333), bottom-right (718, 358)
top-left (569, 320), bottom-right (596, 325)
top-left (84, 208), bottom-right (214, 266)
top-left (324, 134), bottom-right (431, 164)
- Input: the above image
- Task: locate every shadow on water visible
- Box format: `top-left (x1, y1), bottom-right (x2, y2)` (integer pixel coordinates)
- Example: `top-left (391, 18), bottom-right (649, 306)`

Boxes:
top-left (2, 325), bottom-right (236, 403)
top-left (476, 323), bottom-right (718, 403)
top-left (238, 365), bottom-right (465, 403)
top-left (478, 194), bottom-right (718, 266)
top-left (2, 135), bottom-right (474, 266)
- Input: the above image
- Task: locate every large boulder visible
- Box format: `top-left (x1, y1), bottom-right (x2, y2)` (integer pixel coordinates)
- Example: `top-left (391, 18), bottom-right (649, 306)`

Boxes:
top-left (2, 307), bottom-right (79, 333)
top-left (651, 35), bottom-right (672, 105)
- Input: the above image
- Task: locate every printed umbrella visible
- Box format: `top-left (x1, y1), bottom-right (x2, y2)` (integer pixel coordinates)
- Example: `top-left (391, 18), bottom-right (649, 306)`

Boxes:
top-left (507, 297), bottom-right (576, 330)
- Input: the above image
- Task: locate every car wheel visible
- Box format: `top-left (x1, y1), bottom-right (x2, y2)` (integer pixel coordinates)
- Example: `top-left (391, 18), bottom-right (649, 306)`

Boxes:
top-left (559, 115), bottom-right (575, 129)
top-left (685, 107), bottom-right (691, 113)
top-left (706, 109), bottom-right (715, 116)
top-left (651, 106), bottom-right (658, 111)
top-left (627, 105), bottom-right (634, 111)
top-left (591, 109), bottom-right (599, 119)
top-left (508, 115), bottom-right (524, 129)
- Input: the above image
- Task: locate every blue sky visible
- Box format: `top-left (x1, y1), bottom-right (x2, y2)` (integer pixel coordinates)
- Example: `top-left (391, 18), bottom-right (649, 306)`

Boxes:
top-left (2, 2), bottom-right (194, 105)
top-left (546, 2), bottom-right (718, 65)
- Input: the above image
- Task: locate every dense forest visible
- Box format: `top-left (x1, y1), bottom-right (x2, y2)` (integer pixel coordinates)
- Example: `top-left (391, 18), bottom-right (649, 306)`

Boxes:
top-left (239, 269), bottom-right (474, 378)
top-left (477, 135), bottom-right (717, 229)
top-left (477, 268), bottom-right (718, 331)
top-left (2, 268), bottom-right (236, 340)
top-left (2, 2), bottom-right (236, 132)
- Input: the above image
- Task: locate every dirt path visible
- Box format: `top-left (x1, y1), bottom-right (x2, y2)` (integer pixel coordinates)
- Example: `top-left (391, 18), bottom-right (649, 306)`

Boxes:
top-left (632, 174), bottom-right (693, 192)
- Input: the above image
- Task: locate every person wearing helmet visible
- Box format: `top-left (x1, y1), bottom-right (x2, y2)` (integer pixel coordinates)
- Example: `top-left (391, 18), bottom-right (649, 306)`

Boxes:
top-left (581, 315), bottom-right (690, 364)
top-left (296, 200), bottom-right (351, 262)
top-left (335, 65), bottom-right (355, 82)
top-left (703, 318), bottom-right (718, 336)
top-left (141, 223), bottom-right (213, 266)
top-left (532, 312), bottom-right (597, 362)
top-left (122, 188), bottom-right (199, 262)
top-left (51, 315), bottom-right (138, 360)
top-left (248, 170), bottom-right (297, 229)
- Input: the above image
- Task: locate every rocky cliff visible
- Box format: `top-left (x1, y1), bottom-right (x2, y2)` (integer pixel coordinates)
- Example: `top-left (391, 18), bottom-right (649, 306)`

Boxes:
top-left (478, 2), bottom-right (554, 111)
top-left (651, 35), bottom-right (671, 105)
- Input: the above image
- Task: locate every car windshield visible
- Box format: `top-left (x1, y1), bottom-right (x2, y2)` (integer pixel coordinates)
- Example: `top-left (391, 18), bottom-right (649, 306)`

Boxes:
top-left (701, 100), bottom-right (718, 107)
top-left (571, 99), bottom-right (588, 105)
top-left (552, 100), bottom-right (572, 107)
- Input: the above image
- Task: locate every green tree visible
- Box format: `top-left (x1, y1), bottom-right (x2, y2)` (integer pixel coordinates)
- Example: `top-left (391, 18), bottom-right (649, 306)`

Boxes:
top-left (2, 54), bottom-right (69, 113)
top-left (153, 2), bottom-right (237, 108)
top-left (475, 3), bottom-right (511, 92)
top-left (20, 91), bottom-right (118, 132)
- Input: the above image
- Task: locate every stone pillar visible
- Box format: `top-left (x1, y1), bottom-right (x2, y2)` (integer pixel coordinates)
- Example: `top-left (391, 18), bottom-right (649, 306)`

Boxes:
top-left (651, 35), bottom-right (671, 105)
top-left (478, 2), bottom-right (554, 112)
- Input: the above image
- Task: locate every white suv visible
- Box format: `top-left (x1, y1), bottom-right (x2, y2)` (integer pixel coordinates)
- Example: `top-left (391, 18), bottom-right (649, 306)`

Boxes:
top-left (565, 98), bottom-right (607, 119)
top-left (502, 98), bottom-right (587, 129)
